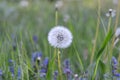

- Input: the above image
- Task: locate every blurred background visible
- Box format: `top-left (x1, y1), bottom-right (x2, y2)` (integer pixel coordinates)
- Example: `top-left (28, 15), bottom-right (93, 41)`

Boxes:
top-left (0, 0), bottom-right (119, 76)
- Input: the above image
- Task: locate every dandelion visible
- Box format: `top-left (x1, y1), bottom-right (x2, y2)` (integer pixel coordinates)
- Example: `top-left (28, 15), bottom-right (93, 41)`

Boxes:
top-left (48, 26), bottom-right (73, 48)
top-left (106, 9), bottom-right (116, 17)
top-left (19, 0), bottom-right (29, 7)
top-left (55, 1), bottom-right (63, 10)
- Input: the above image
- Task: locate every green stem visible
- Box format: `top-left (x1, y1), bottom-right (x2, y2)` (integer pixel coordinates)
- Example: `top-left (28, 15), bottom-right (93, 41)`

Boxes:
top-left (90, 0), bottom-right (101, 64)
top-left (57, 49), bottom-right (62, 80)
top-left (55, 9), bottom-right (58, 26)
top-left (92, 57), bottom-right (100, 80)
top-left (73, 43), bottom-right (84, 71)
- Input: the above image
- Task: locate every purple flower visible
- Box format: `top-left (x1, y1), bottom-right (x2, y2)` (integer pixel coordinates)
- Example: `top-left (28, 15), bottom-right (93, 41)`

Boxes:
top-left (42, 57), bottom-right (49, 67)
top-left (63, 68), bottom-right (72, 74)
top-left (0, 69), bottom-right (3, 76)
top-left (17, 67), bottom-right (21, 80)
top-left (9, 66), bottom-right (14, 77)
top-left (53, 70), bottom-right (58, 80)
top-left (64, 59), bottom-right (70, 68)
top-left (9, 60), bottom-right (14, 64)
top-left (114, 73), bottom-right (120, 77)
top-left (40, 68), bottom-right (47, 77)
top-left (112, 57), bottom-right (118, 65)
top-left (111, 56), bottom-right (120, 78)
top-left (40, 57), bottom-right (49, 78)
top-left (63, 59), bottom-right (72, 80)
top-left (32, 52), bottom-right (42, 65)
top-left (33, 35), bottom-right (38, 43)
top-left (9, 59), bottom-right (14, 77)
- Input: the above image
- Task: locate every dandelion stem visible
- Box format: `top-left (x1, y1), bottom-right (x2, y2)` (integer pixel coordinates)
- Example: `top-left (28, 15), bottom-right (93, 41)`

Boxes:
top-left (90, 0), bottom-right (101, 64)
top-left (55, 9), bottom-right (58, 26)
top-left (57, 49), bottom-right (62, 80)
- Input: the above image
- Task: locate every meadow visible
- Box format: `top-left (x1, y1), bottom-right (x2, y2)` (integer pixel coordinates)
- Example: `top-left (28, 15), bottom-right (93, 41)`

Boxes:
top-left (0, 0), bottom-right (120, 80)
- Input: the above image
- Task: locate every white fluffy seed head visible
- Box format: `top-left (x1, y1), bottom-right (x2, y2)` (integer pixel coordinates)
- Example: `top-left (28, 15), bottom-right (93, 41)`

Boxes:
top-left (48, 26), bottom-right (73, 49)
top-left (106, 9), bottom-right (116, 17)
top-left (55, 1), bottom-right (63, 10)
top-left (115, 27), bottom-right (120, 38)
top-left (19, 0), bottom-right (29, 7)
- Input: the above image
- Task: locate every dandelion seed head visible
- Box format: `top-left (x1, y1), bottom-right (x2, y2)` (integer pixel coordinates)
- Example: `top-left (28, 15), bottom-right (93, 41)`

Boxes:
top-left (19, 0), bottom-right (29, 7)
top-left (106, 9), bottom-right (116, 17)
top-left (55, 1), bottom-right (63, 10)
top-left (48, 26), bottom-right (73, 48)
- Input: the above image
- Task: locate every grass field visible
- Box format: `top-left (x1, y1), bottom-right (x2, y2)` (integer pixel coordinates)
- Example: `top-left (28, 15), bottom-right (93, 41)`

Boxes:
top-left (0, 0), bottom-right (120, 80)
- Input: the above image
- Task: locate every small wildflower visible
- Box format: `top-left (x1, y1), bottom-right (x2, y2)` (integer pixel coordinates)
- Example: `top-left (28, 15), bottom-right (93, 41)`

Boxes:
top-left (40, 69), bottom-right (47, 77)
top-left (112, 57), bottom-right (118, 65)
top-left (53, 70), bottom-right (58, 80)
top-left (106, 9), bottom-right (116, 17)
top-left (40, 57), bottom-right (49, 78)
top-left (113, 73), bottom-right (120, 77)
top-left (42, 57), bottom-right (49, 67)
top-left (48, 26), bottom-right (73, 48)
top-left (0, 70), bottom-right (3, 76)
top-left (11, 34), bottom-right (17, 51)
top-left (73, 74), bottom-right (79, 80)
top-left (33, 35), bottom-right (38, 43)
top-left (32, 51), bottom-right (42, 65)
top-left (19, 0), bottom-right (29, 7)
top-left (55, 1), bottom-right (63, 10)
top-left (63, 59), bottom-right (73, 80)
top-left (111, 56), bottom-right (120, 77)
top-left (17, 67), bottom-right (21, 80)
top-left (9, 60), bottom-right (15, 77)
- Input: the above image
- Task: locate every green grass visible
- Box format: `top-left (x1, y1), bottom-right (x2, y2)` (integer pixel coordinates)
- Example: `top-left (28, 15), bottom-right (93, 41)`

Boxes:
top-left (0, 0), bottom-right (120, 80)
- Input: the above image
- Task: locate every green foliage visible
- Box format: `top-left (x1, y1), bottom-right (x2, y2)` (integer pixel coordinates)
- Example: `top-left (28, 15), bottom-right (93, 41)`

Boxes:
top-left (0, 0), bottom-right (119, 80)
